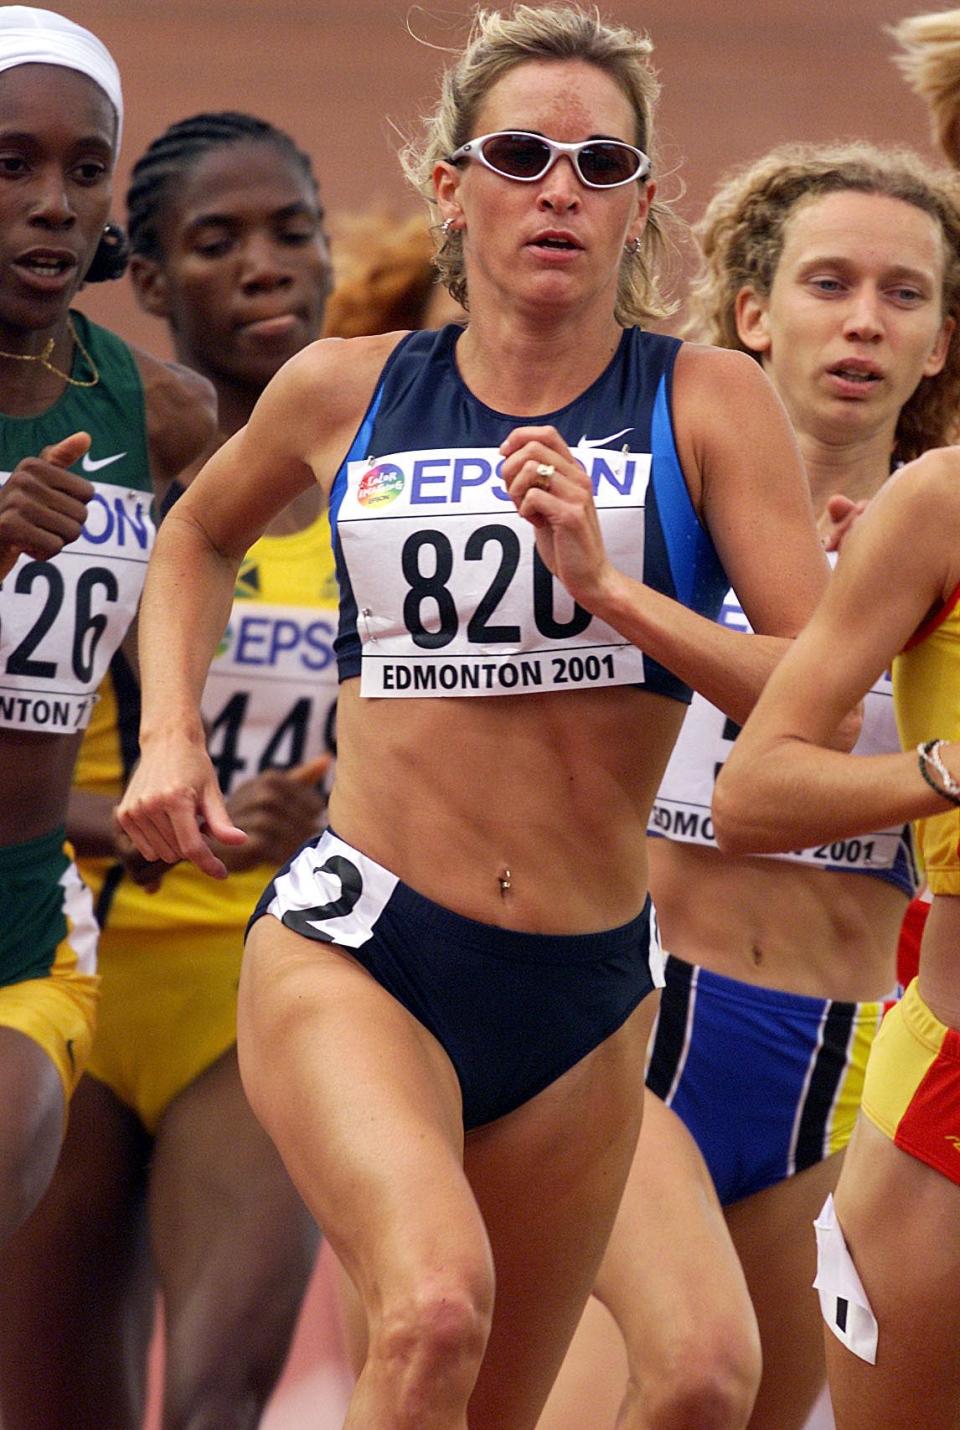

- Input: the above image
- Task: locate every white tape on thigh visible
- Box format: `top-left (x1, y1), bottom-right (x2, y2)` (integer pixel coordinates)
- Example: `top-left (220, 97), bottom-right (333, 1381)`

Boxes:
top-left (812, 1193), bottom-right (878, 1365)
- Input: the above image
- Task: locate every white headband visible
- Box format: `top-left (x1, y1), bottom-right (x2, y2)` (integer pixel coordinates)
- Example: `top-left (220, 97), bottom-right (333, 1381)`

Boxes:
top-left (0, 6), bottom-right (122, 151)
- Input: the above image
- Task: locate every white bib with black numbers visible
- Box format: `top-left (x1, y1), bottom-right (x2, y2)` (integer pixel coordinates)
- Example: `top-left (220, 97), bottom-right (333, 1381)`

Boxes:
top-left (338, 444), bottom-right (650, 698)
top-left (649, 582), bottom-right (905, 871)
top-left (202, 599), bottom-right (338, 793)
top-left (0, 477), bottom-right (155, 734)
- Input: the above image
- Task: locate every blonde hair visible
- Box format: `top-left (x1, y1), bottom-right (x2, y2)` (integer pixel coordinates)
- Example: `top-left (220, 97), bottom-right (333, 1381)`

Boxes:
top-left (686, 141), bottom-right (960, 459)
top-left (400, 4), bottom-right (677, 324)
top-left (891, 10), bottom-right (960, 166)
top-left (323, 212), bottom-right (446, 337)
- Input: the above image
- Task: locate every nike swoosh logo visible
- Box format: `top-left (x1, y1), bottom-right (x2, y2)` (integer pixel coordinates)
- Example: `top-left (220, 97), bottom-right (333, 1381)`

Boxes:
top-left (577, 428), bottom-right (634, 448)
top-left (81, 450), bottom-right (127, 473)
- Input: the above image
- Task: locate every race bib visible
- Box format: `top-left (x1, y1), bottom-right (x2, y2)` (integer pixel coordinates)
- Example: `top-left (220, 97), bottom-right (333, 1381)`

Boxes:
top-left (266, 829), bottom-right (398, 948)
top-left (0, 478), bottom-right (154, 733)
top-left (650, 585), bottom-right (906, 871)
top-left (337, 444), bottom-right (650, 697)
top-left (203, 599), bottom-right (338, 793)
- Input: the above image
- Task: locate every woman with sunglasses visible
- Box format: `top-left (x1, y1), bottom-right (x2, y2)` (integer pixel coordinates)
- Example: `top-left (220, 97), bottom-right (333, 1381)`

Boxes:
top-left (0, 112), bottom-right (336, 1429)
top-left (116, 7), bottom-right (828, 1424)
top-left (540, 140), bottom-right (960, 1430)
top-left (0, 6), bottom-right (214, 1252)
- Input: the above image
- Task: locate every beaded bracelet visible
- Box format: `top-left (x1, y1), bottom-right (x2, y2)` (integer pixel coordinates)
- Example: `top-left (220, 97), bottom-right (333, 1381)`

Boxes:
top-left (917, 739), bottom-right (960, 807)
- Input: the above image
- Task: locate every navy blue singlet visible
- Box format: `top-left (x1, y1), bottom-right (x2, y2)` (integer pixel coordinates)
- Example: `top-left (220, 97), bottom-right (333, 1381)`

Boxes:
top-left (330, 324), bottom-right (728, 704)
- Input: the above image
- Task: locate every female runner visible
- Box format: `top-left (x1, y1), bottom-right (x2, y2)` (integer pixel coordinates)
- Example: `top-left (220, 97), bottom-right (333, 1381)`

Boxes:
top-left (711, 313), bottom-right (960, 1430)
top-left (0, 112), bottom-right (335, 1428)
top-left (117, 7), bottom-right (830, 1425)
top-left (542, 140), bottom-right (960, 1430)
top-left (0, 6), bottom-right (213, 1250)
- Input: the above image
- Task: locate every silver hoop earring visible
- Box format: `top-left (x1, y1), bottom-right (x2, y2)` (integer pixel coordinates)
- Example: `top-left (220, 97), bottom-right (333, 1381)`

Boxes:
top-left (624, 236), bottom-right (642, 256)
top-left (442, 219), bottom-right (455, 236)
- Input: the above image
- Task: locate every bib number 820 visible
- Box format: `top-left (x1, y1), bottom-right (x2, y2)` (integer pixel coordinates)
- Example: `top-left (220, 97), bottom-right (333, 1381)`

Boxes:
top-left (402, 525), bottom-right (590, 649)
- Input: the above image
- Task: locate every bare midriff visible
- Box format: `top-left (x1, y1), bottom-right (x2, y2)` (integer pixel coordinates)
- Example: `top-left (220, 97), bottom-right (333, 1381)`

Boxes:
top-left (329, 678), bottom-right (686, 934)
top-left (648, 838), bottom-right (908, 1003)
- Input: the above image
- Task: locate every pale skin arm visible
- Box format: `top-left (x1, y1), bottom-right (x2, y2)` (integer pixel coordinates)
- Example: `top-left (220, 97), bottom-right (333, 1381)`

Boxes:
top-left (116, 338), bottom-right (378, 877)
top-left (65, 360), bottom-right (220, 881)
top-left (711, 449), bottom-right (960, 855)
top-left (501, 346), bottom-right (829, 726)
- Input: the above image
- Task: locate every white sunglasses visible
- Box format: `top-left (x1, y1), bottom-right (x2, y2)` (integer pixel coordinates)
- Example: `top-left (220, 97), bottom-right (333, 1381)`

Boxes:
top-left (447, 130), bottom-right (651, 190)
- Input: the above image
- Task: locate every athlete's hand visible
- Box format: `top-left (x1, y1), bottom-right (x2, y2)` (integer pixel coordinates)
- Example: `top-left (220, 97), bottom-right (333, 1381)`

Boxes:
top-left (113, 820), bottom-right (171, 892)
top-left (500, 425), bottom-right (612, 611)
top-left (216, 767), bottom-right (327, 873)
top-left (287, 753), bottom-right (333, 788)
top-left (117, 736), bottom-right (247, 880)
top-left (820, 494), bottom-right (870, 555)
top-left (0, 431), bottom-right (95, 581)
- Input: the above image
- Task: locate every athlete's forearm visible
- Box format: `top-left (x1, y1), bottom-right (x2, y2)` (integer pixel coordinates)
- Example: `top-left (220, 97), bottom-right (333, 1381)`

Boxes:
top-left (66, 789), bottom-right (119, 858)
top-left (713, 738), bottom-right (952, 856)
top-left (136, 504), bottom-right (239, 748)
top-left (594, 567), bottom-right (789, 726)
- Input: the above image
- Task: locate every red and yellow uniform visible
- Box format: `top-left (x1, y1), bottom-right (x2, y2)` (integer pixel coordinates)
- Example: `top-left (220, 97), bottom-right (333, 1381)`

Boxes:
top-left (861, 583), bottom-right (960, 1183)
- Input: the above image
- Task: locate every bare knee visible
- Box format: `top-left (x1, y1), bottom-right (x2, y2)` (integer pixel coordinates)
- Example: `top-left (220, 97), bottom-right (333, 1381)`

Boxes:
top-left (624, 1320), bottom-right (761, 1430)
top-left (367, 1267), bottom-right (494, 1412)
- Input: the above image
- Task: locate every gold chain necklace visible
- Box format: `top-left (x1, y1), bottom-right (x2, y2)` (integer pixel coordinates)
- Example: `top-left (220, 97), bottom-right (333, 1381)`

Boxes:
top-left (0, 315), bottom-right (99, 388)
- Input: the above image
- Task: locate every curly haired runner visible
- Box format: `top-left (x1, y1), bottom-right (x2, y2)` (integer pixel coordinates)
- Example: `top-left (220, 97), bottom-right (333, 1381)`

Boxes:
top-left (0, 5), bottom-right (215, 1254)
top-left (543, 134), bottom-right (955, 1430)
top-left (691, 15), bottom-right (960, 1427)
top-left (117, 8), bottom-right (830, 1425)
top-left (893, 7), bottom-right (960, 167)
top-left (541, 139), bottom-right (960, 1430)
top-left (711, 321), bottom-right (960, 1430)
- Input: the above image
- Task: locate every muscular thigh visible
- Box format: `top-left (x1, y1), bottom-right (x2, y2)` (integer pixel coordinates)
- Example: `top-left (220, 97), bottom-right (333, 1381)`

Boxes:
top-left (0, 1026), bottom-right (66, 1243)
top-left (464, 994), bottom-right (657, 1430)
top-left (828, 1119), bottom-right (960, 1429)
top-left (726, 1152), bottom-right (842, 1430)
top-left (0, 1074), bottom-right (153, 1428)
top-left (599, 1091), bottom-right (757, 1360)
top-left (150, 1044), bottom-right (317, 1288)
top-left (150, 1046), bottom-right (319, 1406)
top-left (237, 917), bottom-right (482, 1308)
